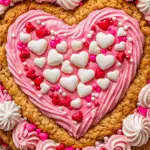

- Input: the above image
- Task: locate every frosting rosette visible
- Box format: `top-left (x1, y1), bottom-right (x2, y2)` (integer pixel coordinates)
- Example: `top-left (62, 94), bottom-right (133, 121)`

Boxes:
top-left (56, 0), bottom-right (82, 10)
top-left (137, 0), bottom-right (150, 16)
top-left (138, 84), bottom-right (150, 107)
top-left (123, 113), bottom-right (150, 147)
top-left (36, 140), bottom-right (59, 150)
top-left (106, 135), bottom-right (131, 150)
top-left (137, 0), bottom-right (150, 23)
top-left (0, 101), bottom-right (21, 131)
top-left (0, 86), bottom-right (11, 104)
top-left (12, 121), bottom-right (39, 150)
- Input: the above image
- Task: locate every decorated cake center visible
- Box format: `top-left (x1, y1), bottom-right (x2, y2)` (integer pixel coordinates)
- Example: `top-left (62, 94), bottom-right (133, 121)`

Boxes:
top-left (6, 8), bottom-right (144, 138)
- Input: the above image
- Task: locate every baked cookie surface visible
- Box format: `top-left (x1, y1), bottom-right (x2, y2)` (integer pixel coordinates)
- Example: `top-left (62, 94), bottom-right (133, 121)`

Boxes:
top-left (0, 0), bottom-right (150, 150)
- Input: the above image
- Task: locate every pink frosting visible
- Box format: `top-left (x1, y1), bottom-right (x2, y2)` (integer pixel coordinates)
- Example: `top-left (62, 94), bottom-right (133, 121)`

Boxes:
top-left (36, 140), bottom-right (59, 150)
top-left (12, 121), bottom-right (39, 150)
top-left (6, 8), bottom-right (144, 138)
top-left (0, 85), bottom-right (11, 104)
top-left (106, 135), bottom-right (131, 150)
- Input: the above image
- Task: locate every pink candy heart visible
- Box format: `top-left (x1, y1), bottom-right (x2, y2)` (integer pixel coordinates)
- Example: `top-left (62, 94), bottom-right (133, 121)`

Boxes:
top-left (25, 123), bottom-right (36, 132)
top-left (137, 106), bottom-right (148, 117)
top-left (39, 133), bottom-right (49, 141)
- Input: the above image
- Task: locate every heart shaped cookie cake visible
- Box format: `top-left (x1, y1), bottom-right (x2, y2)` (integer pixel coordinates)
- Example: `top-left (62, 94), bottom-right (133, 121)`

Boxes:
top-left (1, 0), bottom-right (150, 150)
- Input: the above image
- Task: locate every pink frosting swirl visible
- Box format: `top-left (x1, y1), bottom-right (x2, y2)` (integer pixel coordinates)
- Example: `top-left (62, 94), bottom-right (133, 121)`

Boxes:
top-left (106, 135), bottom-right (131, 150)
top-left (12, 121), bottom-right (39, 150)
top-left (123, 113), bottom-right (150, 147)
top-left (0, 86), bottom-right (11, 104)
top-left (36, 140), bottom-right (59, 150)
top-left (138, 84), bottom-right (150, 108)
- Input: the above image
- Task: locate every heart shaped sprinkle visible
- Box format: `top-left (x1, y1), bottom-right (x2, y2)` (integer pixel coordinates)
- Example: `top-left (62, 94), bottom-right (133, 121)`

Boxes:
top-left (70, 51), bottom-right (89, 68)
top-left (107, 70), bottom-right (120, 82)
top-left (96, 32), bottom-right (115, 49)
top-left (96, 54), bottom-right (115, 70)
top-left (56, 41), bottom-right (67, 53)
top-left (6, 9), bottom-right (144, 138)
top-left (34, 57), bottom-right (46, 68)
top-left (20, 32), bottom-right (31, 43)
top-left (78, 69), bottom-right (95, 83)
top-left (89, 41), bottom-right (101, 55)
top-left (61, 60), bottom-right (73, 74)
top-left (70, 98), bottom-right (82, 109)
top-left (71, 40), bottom-right (83, 51)
top-left (60, 75), bottom-right (79, 92)
top-left (77, 83), bottom-right (93, 98)
top-left (28, 39), bottom-right (48, 55)
top-left (115, 42), bottom-right (126, 51)
top-left (43, 69), bottom-right (61, 84)
top-left (47, 49), bottom-right (64, 66)
top-left (97, 78), bottom-right (111, 90)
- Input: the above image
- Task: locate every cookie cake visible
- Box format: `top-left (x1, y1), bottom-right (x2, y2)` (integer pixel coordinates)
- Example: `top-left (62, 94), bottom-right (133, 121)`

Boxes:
top-left (0, 0), bottom-right (150, 150)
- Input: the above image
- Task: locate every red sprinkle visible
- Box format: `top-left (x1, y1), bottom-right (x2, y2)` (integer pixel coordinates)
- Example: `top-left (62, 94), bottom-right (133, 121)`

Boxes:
top-left (26, 68), bottom-right (36, 80)
top-left (36, 27), bottom-right (50, 38)
top-left (61, 97), bottom-right (72, 107)
top-left (95, 68), bottom-right (105, 79)
top-left (25, 22), bottom-right (35, 33)
top-left (20, 49), bottom-right (30, 59)
top-left (84, 41), bottom-right (90, 47)
top-left (50, 86), bottom-right (56, 92)
top-left (52, 97), bottom-right (61, 106)
top-left (36, 86), bottom-right (41, 90)
top-left (49, 92), bottom-right (54, 98)
top-left (91, 25), bottom-right (97, 31)
top-left (125, 55), bottom-right (131, 61)
top-left (56, 143), bottom-right (65, 150)
top-left (34, 76), bottom-right (44, 86)
top-left (72, 111), bottom-right (83, 122)
top-left (97, 19), bottom-right (110, 31)
top-left (94, 102), bottom-right (99, 107)
top-left (24, 66), bottom-right (29, 71)
top-left (116, 52), bottom-right (126, 63)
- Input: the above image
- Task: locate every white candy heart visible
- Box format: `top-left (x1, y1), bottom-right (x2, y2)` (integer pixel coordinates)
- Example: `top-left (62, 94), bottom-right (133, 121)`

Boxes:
top-left (56, 41), bottom-right (67, 53)
top-left (47, 49), bottom-right (64, 66)
top-left (61, 60), bottom-right (73, 74)
top-left (115, 42), bottom-right (126, 51)
top-left (60, 75), bottom-right (78, 92)
top-left (97, 78), bottom-right (110, 90)
top-left (40, 83), bottom-right (50, 94)
top-left (20, 32), bottom-right (31, 43)
top-left (43, 69), bottom-right (61, 84)
top-left (70, 98), bottom-right (81, 109)
top-left (96, 54), bottom-right (115, 70)
top-left (107, 70), bottom-right (119, 82)
top-left (77, 83), bottom-right (93, 98)
top-left (117, 27), bottom-right (127, 37)
top-left (28, 39), bottom-right (47, 55)
top-left (71, 40), bottom-right (83, 51)
top-left (70, 51), bottom-right (89, 68)
top-left (78, 69), bottom-right (95, 83)
top-left (96, 32), bottom-right (115, 49)
top-left (34, 57), bottom-right (46, 68)
top-left (89, 41), bottom-right (100, 55)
